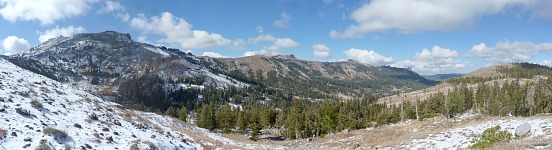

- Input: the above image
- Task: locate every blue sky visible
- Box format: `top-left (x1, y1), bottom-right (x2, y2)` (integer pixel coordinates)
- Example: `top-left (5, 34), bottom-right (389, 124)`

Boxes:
top-left (1, 0), bottom-right (551, 75)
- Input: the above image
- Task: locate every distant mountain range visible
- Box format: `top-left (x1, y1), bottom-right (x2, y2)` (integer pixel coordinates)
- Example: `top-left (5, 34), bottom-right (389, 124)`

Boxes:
top-left (422, 73), bottom-right (465, 81)
top-left (3, 31), bottom-right (436, 110)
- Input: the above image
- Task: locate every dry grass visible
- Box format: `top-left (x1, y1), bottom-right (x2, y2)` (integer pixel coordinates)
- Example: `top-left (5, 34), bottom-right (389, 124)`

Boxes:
top-left (0, 129), bottom-right (7, 138)
top-left (490, 135), bottom-right (552, 150)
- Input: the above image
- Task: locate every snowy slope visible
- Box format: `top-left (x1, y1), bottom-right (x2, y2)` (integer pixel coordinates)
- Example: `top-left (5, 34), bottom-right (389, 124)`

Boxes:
top-left (405, 118), bottom-right (552, 149)
top-left (0, 58), bottom-right (199, 149)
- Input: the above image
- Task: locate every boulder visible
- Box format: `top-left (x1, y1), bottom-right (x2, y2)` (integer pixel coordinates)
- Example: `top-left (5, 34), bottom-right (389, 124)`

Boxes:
top-left (515, 123), bottom-right (531, 137)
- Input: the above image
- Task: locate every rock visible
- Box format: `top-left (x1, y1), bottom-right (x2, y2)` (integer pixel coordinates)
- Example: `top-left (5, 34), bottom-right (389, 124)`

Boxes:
top-left (106, 136), bottom-right (113, 143)
top-left (23, 137), bottom-right (32, 142)
top-left (15, 108), bottom-right (31, 116)
top-left (74, 123), bottom-right (82, 128)
top-left (22, 143), bottom-right (31, 148)
top-left (342, 129), bottom-right (349, 133)
top-left (515, 123), bottom-right (531, 137)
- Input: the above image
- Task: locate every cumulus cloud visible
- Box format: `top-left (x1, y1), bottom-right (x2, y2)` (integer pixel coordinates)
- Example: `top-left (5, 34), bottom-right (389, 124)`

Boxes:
top-left (344, 48), bottom-right (393, 66)
top-left (265, 38), bottom-right (299, 51)
top-left (243, 51), bottom-right (259, 57)
top-left (38, 25), bottom-right (86, 43)
top-left (330, 0), bottom-right (531, 38)
top-left (1, 36), bottom-right (30, 53)
top-left (129, 12), bottom-right (231, 49)
top-left (313, 44), bottom-right (331, 58)
top-left (97, 0), bottom-right (125, 14)
top-left (242, 38), bottom-right (299, 57)
top-left (467, 40), bottom-right (552, 64)
top-left (247, 34), bottom-right (276, 44)
top-left (0, 0), bottom-right (95, 25)
top-left (391, 46), bottom-right (465, 74)
top-left (273, 12), bottom-right (291, 28)
top-left (202, 52), bottom-right (229, 58)
top-left (243, 50), bottom-right (276, 57)
top-left (528, 0), bottom-right (552, 19)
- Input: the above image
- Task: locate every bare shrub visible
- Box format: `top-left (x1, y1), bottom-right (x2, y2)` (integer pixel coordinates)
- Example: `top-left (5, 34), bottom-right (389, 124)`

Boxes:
top-left (35, 143), bottom-right (52, 150)
top-left (43, 127), bottom-right (68, 139)
top-left (31, 99), bottom-right (43, 108)
top-left (143, 141), bottom-right (156, 149)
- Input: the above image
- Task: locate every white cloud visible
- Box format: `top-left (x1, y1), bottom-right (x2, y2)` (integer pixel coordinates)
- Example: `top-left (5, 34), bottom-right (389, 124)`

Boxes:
top-left (97, 0), bottom-right (125, 14)
top-left (256, 26), bottom-right (264, 33)
top-left (247, 34), bottom-right (276, 44)
top-left (129, 12), bottom-right (231, 49)
top-left (330, 0), bottom-right (530, 38)
top-left (2, 36), bottom-right (30, 53)
top-left (0, 0), bottom-right (95, 25)
top-left (528, 0), bottom-right (552, 19)
top-left (243, 51), bottom-right (259, 57)
top-left (273, 12), bottom-right (291, 28)
top-left (467, 41), bottom-right (552, 64)
top-left (344, 48), bottom-right (393, 66)
top-left (391, 46), bottom-right (465, 74)
top-left (242, 38), bottom-right (299, 57)
top-left (265, 38), bottom-right (299, 51)
top-left (202, 52), bottom-right (229, 58)
top-left (313, 44), bottom-right (331, 58)
top-left (243, 50), bottom-right (276, 57)
top-left (38, 25), bottom-right (86, 43)
top-left (413, 46), bottom-right (458, 60)
top-left (229, 39), bottom-right (247, 50)
top-left (116, 13), bottom-right (130, 22)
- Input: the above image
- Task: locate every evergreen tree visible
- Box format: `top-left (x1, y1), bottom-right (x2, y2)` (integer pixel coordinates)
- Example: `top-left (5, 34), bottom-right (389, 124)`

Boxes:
top-left (177, 107), bottom-right (187, 122)
top-left (165, 106), bottom-right (176, 117)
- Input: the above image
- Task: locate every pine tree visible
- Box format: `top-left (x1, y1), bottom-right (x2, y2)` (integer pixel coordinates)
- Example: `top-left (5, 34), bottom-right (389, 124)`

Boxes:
top-left (177, 107), bottom-right (187, 122)
top-left (165, 106), bottom-right (176, 117)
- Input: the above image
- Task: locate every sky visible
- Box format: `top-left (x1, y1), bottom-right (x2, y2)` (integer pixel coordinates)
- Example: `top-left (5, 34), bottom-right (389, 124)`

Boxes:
top-left (1, 0), bottom-right (552, 75)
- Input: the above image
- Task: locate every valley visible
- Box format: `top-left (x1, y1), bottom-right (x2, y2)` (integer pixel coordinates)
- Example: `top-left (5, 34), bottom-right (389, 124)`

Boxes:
top-left (1, 31), bottom-right (551, 149)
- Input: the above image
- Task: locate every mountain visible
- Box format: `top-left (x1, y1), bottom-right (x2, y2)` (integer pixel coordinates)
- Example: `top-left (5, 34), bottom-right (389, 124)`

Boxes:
top-left (0, 58), bottom-right (197, 149)
top-left (3, 31), bottom-right (436, 111)
top-left (203, 55), bottom-right (437, 98)
top-left (3, 31), bottom-right (250, 111)
top-left (422, 73), bottom-right (464, 81)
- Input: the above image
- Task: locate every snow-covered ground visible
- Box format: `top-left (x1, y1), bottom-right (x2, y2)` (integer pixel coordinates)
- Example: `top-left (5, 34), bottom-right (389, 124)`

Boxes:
top-left (405, 118), bottom-right (552, 149)
top-left (0, 58), bottom-right (199, 149)
top-left (201, 68), bottom-right (250, 88)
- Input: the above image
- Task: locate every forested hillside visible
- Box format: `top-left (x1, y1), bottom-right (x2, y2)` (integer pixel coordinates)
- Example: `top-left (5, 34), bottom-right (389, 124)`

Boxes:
top-left (191, 62), bottom-right (552, 140)
top-left (202, 55), bottom-right (436, 99)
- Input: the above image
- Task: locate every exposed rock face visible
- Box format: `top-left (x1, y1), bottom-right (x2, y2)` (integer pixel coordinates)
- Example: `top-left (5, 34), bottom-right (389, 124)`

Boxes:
top-left (515, 123), bottom-right (531, 137)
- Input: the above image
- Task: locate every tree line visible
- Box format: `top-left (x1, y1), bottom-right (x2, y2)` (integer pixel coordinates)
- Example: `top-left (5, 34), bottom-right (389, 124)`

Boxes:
top-left (191, 76), bottom-right (551, 141)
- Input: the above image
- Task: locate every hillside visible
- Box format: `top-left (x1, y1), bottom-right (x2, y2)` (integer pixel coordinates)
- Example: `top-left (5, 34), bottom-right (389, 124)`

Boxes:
top-left (0, 58), bottom-right (292, 149)
top-left (203, 55), bottom-right (436, 98)
top-left (379, 62), bottom-right (552, 105)
top-left (0, 58), bottom-right (197, 149)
